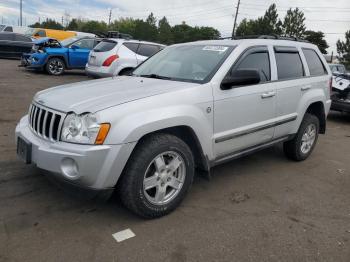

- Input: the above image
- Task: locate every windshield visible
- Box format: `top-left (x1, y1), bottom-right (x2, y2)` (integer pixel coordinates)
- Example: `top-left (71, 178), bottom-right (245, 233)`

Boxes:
top-left (0, 25), bottom-right (5, 31)
top-left (23, 27), bottom-right (36, 36)
top-left (133, 44), bottom-right (234, 83)
top-left (61, 36), bottom-right (81, 47)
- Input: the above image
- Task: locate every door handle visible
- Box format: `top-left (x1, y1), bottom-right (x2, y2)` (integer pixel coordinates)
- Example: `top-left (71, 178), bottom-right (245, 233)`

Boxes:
top-left (261, 91), bottom-right (276, 99)
top-left (301, 85), bottom-right (312, 91)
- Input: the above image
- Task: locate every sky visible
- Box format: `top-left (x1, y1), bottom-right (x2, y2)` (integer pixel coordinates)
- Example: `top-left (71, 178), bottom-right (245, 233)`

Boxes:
top-left (0, 0), bottom-right (349, 53)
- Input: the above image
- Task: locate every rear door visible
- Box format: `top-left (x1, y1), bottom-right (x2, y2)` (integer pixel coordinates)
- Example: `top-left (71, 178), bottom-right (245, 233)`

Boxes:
top-left (273, 46), bottom-right (306, 138)
top-left (135, 44), bottom-right (162, 64)
top-left (68, 38), bottom-right (95, 68)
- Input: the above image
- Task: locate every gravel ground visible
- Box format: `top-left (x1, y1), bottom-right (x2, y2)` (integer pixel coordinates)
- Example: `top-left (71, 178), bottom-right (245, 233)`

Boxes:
top-left (0, 59), bottom-right (350, 262)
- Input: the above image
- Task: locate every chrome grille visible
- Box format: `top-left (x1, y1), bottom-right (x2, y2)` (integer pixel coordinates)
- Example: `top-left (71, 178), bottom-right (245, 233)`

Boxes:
top-left (28, 103), bottom-right (65, 141)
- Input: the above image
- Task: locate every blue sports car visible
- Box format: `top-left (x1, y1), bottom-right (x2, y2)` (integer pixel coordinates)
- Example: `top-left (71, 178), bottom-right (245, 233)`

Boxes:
top-left (21, 36), bottom-right (102, 75)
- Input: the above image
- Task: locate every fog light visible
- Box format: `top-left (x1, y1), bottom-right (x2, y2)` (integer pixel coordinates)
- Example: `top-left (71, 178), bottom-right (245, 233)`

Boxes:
top-left (61, 158), bottom-right (79, 179)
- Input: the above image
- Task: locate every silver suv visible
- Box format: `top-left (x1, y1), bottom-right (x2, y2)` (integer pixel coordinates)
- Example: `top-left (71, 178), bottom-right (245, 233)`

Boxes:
top-left (85, 39), bottom-right (164, 77)
top-left (16, 38), bottom-right (332, 218)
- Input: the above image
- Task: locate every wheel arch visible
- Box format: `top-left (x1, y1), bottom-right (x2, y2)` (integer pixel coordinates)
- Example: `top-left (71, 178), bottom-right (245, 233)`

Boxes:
top-left (305, 101), bottom-right (326, 134)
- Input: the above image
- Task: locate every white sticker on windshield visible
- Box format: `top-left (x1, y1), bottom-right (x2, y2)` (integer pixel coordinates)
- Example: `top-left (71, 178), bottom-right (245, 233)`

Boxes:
top-left (203, 46), bottom-right (228, 52)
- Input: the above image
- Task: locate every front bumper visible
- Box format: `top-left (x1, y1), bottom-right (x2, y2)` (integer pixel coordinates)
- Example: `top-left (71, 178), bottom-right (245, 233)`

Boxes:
top-left (21, 53), bottom-right (46, 69)
top-left (15, 115), bottom-right (136, 194)
top-left (331, 99), bottom-right (350, 113)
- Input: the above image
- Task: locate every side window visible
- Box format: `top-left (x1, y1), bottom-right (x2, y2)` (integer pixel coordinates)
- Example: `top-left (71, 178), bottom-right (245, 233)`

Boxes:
top-left (234, 51), bottom-right (271, 82)
top-left (73, 39), bottom-right (95, 49)
top-left (4, 26), bottom-right (13, 32)
top-left (275, 47), bottom-right (304, 80)
top-left (137, 44), bottom-right (160, 57)
top-left (35, 30), bottom-right (46, 37)
top-left (123, 42), bottom-right (139, 53)
top-left (302, 48), bottom-right (327, 76)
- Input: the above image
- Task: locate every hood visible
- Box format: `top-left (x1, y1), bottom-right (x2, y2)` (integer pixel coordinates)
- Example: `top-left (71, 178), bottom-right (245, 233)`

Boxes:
top-left (34, 76), bottom-right (199, 114)
top-left (33, 38), bottom-right (62, 49)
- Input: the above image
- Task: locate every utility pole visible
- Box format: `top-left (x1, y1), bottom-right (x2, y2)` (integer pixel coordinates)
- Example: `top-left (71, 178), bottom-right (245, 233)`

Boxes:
top-left (62, 16), bottom-right (64, 26)
top-left (232, 0), bottom-right (241, 38)
top-left (20, 0), bottom-right (23, 26)
top-left (108, 9), bottom-right (112, 26)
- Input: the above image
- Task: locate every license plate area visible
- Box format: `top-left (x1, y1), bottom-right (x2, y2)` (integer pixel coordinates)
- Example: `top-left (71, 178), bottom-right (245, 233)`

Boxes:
top-left (17, 137), bottom-right (32, 164)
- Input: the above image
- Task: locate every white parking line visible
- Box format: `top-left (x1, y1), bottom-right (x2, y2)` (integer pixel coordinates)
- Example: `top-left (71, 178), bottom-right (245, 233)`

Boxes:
top-left (112, 229), bottom-right (136, 242)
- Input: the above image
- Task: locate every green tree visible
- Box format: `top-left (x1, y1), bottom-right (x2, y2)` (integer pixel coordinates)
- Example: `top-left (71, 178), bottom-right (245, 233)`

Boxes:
top-left (81, 20), bottom-right (108, 34)
top-left (283, 8), bottom-right (306, 38)
top-left (66, 18), bottom-right (79, 31)
top-left (158, 16), bottom-right (172, 44)
top-left (235, 4), bottom-right (282, 36)
top-left (29, 19), bottom-right (63, 30)
top-left (263, 4), bottom-right (283, 35)
top-left (336, 30), bottom-right (350, 69)
top-left (304, 30), bottom-right (329, 54)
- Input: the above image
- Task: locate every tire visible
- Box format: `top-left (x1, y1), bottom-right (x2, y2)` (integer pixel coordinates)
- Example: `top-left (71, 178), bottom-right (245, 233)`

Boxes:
top-left (45, 57), bottom-right (65, 75)
top-left (284, 113), bottom-right (320, 161)
top-left (118, 133), bottom-right (195, 218)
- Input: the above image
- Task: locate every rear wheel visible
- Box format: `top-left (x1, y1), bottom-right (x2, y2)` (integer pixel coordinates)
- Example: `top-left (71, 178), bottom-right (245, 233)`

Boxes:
top-left (45, 58), bottom-right (65, 75)
top-left (118, 134), bottom-right (194, 218)
top-left (284, 113), bottom-right (319, 161)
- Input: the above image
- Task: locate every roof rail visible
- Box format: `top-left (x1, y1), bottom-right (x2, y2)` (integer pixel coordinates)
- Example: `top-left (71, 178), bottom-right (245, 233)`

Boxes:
top-left (220, 35), bottom-right (310, 43)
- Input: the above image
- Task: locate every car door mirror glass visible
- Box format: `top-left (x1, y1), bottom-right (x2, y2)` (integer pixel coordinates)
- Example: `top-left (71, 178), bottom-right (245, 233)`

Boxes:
top-left (221, 69), bottom-right (261, 90)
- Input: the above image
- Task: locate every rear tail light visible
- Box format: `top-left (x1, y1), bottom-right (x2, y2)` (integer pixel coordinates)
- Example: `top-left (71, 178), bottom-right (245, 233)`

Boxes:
top-left (329, 77), bottom-right (333, 93)
top-left (102, 55), bottom-right (118, 67)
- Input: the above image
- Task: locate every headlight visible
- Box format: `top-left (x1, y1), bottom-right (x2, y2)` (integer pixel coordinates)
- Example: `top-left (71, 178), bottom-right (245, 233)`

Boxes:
top-left (60, 113), bottom-right (110, 145)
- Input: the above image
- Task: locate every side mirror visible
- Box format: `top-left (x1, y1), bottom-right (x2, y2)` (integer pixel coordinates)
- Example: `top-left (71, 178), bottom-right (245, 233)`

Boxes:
top-left (221, 69), bottom-right (261, 90)
top-left (71, 45), bottom-right (79, 50)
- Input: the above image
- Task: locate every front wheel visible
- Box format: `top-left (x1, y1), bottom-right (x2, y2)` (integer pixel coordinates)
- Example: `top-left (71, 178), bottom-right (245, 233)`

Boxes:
top-left (284, 113), bottom-right (319, 161)
top-left (45, 58), bottom-right (65, 76)
top-left (118, 134), bottom-right (194, 218)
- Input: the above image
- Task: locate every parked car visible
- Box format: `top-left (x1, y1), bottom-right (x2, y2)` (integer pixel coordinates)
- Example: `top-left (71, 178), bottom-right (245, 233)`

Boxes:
top-left (21, 36), bottom-right (102, 75)
top-left (16, 37), bottom-right (331, 218)
top-left (0, 32), bottom-right (33, 59)
top-left (86, 39), bottom-right (164, 77)
top-left (329, 63), bottom-right (347, 75)
top-left (31, 28), bottom-right (77, 41)
top-left (331, 72), bottom-right (350, 113)
top-left (0, 25), bottom-right (34, 35)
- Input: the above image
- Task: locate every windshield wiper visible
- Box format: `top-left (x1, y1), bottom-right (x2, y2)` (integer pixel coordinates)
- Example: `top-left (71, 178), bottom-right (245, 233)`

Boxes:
top-left (139, 74), bottom-right (172, 80)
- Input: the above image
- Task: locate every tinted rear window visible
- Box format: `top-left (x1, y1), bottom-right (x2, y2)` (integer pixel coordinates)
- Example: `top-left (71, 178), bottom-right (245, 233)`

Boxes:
top-left (123, 42), bottom-right (139, 53)
top-left (275, 49), bottom-right (304, 80)
top-left (93, 40), bottom-right (117, 52)
top-left (137, 44), bottom-right (161, 57)
top-left (302, 49), bottom-right (327, 76)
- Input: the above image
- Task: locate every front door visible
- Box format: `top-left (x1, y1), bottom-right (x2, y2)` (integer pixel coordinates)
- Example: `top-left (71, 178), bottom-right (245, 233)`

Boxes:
top-left (213, 46), bottom-right (276, 160)
top-left (68, 38), bottom-right (95, 68)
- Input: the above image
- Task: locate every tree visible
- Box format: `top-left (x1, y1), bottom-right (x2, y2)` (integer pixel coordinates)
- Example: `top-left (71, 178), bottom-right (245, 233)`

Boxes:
top-left (263, 4), bottom-right (283, 35)
top-left (81, 20), bottom-right (107, 34)
top-left (66, 18), bottom-right (78, 31)
top-left (29, 19), bottom-right (63, 30)
top-left (283, 8), bottom-right (306, 38)
top-left (235, 4), bottom-right (282, 36)
top-left (337, 30), bottom-right (350, 69)
top-left (304, 30), bottom-right (329, 54)
top-left (158, 16), bottom-right (172, 44)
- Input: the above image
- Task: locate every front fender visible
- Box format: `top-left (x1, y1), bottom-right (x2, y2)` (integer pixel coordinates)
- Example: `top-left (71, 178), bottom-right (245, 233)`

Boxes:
top-left (99, 86), bottom-right (214, 159)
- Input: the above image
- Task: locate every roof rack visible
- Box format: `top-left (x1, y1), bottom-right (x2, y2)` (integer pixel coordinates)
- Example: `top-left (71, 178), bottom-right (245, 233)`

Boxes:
top-left (219, 35), bottom-right (309, 43)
